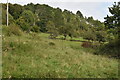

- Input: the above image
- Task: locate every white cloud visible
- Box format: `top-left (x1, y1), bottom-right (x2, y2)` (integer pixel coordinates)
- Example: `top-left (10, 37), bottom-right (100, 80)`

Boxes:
top-left (0, 0), bottom-right (119, 4)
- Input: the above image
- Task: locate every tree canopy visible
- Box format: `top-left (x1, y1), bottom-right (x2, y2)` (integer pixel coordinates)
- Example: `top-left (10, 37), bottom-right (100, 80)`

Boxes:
top-left (2, 2), bottom-right (115, 42)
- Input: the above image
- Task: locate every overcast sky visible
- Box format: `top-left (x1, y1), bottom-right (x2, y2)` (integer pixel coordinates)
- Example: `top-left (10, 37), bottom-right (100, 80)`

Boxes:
top-left (0, 0), bottom-right (119, 22)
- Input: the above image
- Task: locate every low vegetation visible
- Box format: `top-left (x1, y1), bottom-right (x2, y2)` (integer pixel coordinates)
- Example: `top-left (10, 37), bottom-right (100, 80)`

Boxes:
top-left (1, 1), bottom-right (119, 78)
top-left (2, 30), bottom-right (118, 78)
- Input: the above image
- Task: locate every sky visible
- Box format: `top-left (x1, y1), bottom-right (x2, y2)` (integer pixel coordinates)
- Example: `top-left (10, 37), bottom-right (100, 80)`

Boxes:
top-left (0, 0), bottom-right (119, 22)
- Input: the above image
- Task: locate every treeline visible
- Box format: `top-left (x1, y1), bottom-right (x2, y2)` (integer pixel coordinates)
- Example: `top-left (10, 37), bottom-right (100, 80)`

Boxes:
top-left (1, 2), bottom-right (118, 43)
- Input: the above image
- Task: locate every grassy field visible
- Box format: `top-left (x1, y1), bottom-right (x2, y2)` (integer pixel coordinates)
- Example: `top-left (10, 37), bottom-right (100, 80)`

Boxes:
top-left (2, 32), bottom-right (118, 78)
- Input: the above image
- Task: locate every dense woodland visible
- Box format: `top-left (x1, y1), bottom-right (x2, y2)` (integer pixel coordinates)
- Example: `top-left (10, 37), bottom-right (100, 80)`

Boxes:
top-left (1, 2), bottom-right (120, 57)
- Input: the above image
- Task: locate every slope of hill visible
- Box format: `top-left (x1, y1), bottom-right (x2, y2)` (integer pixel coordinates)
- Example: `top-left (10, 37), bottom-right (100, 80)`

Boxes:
top-left (2, 27), bottom-right (118, 78)
top-left (1, 2), bottom-right (119, 78)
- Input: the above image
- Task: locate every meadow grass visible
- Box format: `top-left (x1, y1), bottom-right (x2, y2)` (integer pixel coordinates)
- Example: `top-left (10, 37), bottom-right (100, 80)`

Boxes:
top-left (2, 33), bottom-right (119, 78)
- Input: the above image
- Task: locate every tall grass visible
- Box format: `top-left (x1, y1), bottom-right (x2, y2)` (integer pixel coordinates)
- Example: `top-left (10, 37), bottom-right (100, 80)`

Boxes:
top-left (2, 31), bottom-right (119, 78)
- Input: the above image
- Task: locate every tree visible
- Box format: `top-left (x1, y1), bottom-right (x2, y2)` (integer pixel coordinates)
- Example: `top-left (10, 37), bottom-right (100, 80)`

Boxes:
top-left (31, 25), bottom-right (40, 32)
top-left (104, 2), bottom-right (120, 39)
top-left (96, 2), bottom-right (120, 57)
top-left (87, 16), bottom-right (94, 22)
top-left (36, 20), bottom-right (47, 32)
top-left (24, 3), bottom-right (35, 13)
top-left (96, 31), bottom-right (107, 43)
top-left (34, 4), bottom-right (54, 32)
top-left (9, 3), bottom-right (24, 19)
top-left (76, 10), bottom-right (84, 18)
top-left (2, 8), bottom-right (14, 25)
top-left (16, 10), bottom-right (35, 32)
top-left (60, 9), bottom-right (73, 39)
top-left (53, 8), bottom-right (64, 28)
top-left (21, 10), bottom-right (35, 26)
top-left (83, 29), bottom-right (96, 42)
top-left (16, 17), bottom-right (30, 32)
top-left (46, 21), bottom-right (58, 38)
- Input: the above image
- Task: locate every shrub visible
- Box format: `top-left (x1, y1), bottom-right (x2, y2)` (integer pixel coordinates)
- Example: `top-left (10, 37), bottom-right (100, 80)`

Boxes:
top-left (82, 30), bottom-right (96, 41)
top-left (49, 34), bottom-right (58, 39)
top-left (3, 41), bottom-right (33, 52)
top-left (94, 39), bottom-right (120, 58)
top-left (3, 41), bottom-right (18, 52)
top-left (21, 10), bottom-right (35, 26)
top-left (81, 41), bottom-right (92, 48)
top-left (91, 42), bottom-right (100, 49)
top-left (49, 42), bottom-right (55, 46)
top-left (2, 9), bottom-right (15, 25)
top-left (31, 25), bottom-right (40, 32)
top-left (96, 31), bottom-right (107, 42)
top-left (16, 17), bottom-right (30, 32)
top-left (2, 24), bottom-right (22, 36)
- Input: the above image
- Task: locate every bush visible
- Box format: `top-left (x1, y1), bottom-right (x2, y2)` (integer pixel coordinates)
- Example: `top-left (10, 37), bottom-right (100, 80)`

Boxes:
top-left (96, 31), bottom-right (107, 42)
top-left (49, 42), bottom-right (55, 46)
top-left (21, 10), bottom-right (35, 26)
top-left (49, 34), bottom-right (58, 39)
top-left (16, 17), bottom-right (30, 32)
top-left (31, 25), bottom-right (40, 32)
top-left (3, 41), bottom-right (19, 52)
top-left (81, 41), bottom-right (92, 48)
top-left (2, 9), bottom-right (15, 25)
top-left (91, 42), bottom-right (100, 49)
top-left (94, 39), bottom-right (120, 58)
top-left (82, 30), bottom-right (96, 41)
top-left (3, 41), bottom-right (33, 52)
top-left (2, 24), bottom-right (22, 36)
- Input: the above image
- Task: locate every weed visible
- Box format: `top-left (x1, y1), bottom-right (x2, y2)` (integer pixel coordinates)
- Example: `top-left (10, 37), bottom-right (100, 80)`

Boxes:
top-left (2, 33), bottom-right (118, 78)
top-left (2, 25), bottom-right (22, 36)
top-left (49, 42), bottom-right (55, 46)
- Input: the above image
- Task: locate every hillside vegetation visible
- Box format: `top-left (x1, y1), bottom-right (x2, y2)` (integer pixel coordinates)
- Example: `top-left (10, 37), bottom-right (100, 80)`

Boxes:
top-left (2, 26), bottom-right (118, 78)
top-left (1, 1), bottom-right (120, 78)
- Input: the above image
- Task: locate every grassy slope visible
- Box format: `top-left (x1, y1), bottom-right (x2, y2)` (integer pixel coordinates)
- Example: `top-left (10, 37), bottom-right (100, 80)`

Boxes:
top-left (2, 33), bottom-right (118, 78)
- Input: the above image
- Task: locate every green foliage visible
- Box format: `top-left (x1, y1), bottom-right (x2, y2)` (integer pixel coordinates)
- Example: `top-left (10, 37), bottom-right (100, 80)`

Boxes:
top-left (87, 16), bottom-right (94, 22)
top-left (16, 17), bottom-right (30, 32)
top-left (79, 20), bottom-right (88, 30)
top-left (34, 4), bottom-right (54, 32)
top-left (49, 42), bottom-right (55, 46)
top-left (1, 2), bottom-right (119, 78)
top-left (2, 33), bottom-right (118, 78)
top-left (2, 8), bottom-right (15, 25)
top-left (104, 2), bottom-right (120, 39)
top-left (76, 10), bottom-right (84, 18)
top-left (21, 10), bottom-right (35, 26)
top-left (96, 31), bottom-right (107, 42)
top-left (31, 25), bottom-right (40, 32)
top-left (95, 1), bottom-right (120, 58)
top-left (9, 3), bottom-right (24, 19)
top-left (106, 33), bottom-right (115, 42)
top-left (46, 21), bottom-right (56, 33)
top-left (83, 30), bottom-right (96, 41)
top-left (36, 20), bottom-right (47, 32)
top-left (46, 21), bottom-right (59, 38)
top-left (2, 24), bottom-right (22, 36)
top-left (95, 39), bottom-right (120, 58)
top-left (59, 10), bottom-right (79, 39)
top-left (104, 2), bottom-right (120, 29)
top-left (16, 10), bottom-right (35, 32)
top-left (1, 3), bottom-right (109, 42)
top-left (24, 3), bottom-right (35, 13)
top-left (3, 40), bottom-right (33, 53)
top-left (53, 8), bottom-right (64, 28)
